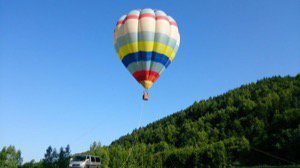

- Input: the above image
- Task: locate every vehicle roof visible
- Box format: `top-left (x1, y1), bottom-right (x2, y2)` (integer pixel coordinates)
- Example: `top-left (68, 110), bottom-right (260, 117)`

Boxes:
top-left (73, 154), bottom-right (99, 157)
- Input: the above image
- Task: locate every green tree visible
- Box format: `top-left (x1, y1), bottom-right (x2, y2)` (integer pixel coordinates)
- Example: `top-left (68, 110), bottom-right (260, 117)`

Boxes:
top-left (57, 145), bottom-right (71, 168)
top-left (0, 146), bottom-right (22, 168)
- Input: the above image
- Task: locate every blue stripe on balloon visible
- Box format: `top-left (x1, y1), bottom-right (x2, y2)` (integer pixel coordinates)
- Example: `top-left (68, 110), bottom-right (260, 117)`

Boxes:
top-left (122, 51), bottom-right (171, 68)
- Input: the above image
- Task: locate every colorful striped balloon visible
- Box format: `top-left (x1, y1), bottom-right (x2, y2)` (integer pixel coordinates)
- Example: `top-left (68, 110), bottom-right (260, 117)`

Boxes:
top-left (113, 9), bottom-right (180, 89)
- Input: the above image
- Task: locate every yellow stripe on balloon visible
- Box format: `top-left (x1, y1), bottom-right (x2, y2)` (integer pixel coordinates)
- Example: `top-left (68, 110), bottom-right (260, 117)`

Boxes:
top-left (117, 41), bottom-right (176, 61)
top-left (140, 80), bottom-right (153, 89)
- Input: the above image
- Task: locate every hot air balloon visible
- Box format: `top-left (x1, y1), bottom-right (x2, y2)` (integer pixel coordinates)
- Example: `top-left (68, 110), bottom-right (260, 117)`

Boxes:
top-left (113, 9), bottom-right (180, 100)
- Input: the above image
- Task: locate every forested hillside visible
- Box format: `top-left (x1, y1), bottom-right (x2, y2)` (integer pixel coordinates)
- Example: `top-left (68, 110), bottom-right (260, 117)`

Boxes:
top-left (85, 74), bottom-right (300, 167)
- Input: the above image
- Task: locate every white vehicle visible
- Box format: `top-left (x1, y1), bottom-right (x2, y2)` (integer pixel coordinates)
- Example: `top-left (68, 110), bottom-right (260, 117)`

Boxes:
top-left (69, 155), bottom-right (100, 168)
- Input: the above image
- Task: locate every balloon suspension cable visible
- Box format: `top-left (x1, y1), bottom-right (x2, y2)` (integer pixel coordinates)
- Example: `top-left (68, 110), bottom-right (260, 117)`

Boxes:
top-left (121, 96), bottom-right (145, 168)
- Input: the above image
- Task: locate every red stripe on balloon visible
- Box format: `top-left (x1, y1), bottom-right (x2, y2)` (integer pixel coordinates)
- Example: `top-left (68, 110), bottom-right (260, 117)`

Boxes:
top-left (116, 21), bottom-right (122, 25)
top-left (132, 70), bottom-right (160, 83)
top-left (140, 13), bottom-right (156, 19)
top-left (122, 15), bottom-right (138, 24)
top-left (127, 14), bottom-right (139, 19)
top-left (170, 21), bottom-right (178, 27)
top-left (156, 15), bottom-right (169, 22)
top-left (116, 14), bottom-right (178, 27)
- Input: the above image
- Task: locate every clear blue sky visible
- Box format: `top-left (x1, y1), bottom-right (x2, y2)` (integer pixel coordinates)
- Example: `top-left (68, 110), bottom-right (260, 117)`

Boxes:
top-left (0, 0), bottom-right (299, 162)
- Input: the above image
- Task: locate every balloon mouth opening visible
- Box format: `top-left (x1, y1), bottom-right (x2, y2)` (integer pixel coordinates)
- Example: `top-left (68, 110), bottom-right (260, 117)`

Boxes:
top-left (140, 80), bottom-right (153, 89)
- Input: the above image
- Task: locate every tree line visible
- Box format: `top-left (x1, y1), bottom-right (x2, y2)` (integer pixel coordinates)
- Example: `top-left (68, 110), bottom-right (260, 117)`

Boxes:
top-left (0, 145), bottom-right (70, 168)
top-left (83, 74), bottom-right (300, 167)
top-left (2, 74), bottom-right (299, 167)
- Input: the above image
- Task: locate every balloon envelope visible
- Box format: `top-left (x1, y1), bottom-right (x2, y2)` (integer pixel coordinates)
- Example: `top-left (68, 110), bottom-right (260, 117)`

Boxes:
top-left (114, 9), bottom-right (180, 89)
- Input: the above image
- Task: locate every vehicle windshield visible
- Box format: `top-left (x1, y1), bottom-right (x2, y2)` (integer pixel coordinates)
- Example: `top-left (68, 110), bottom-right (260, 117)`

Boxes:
top-left (72, 156), bottom-right (86, 161)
